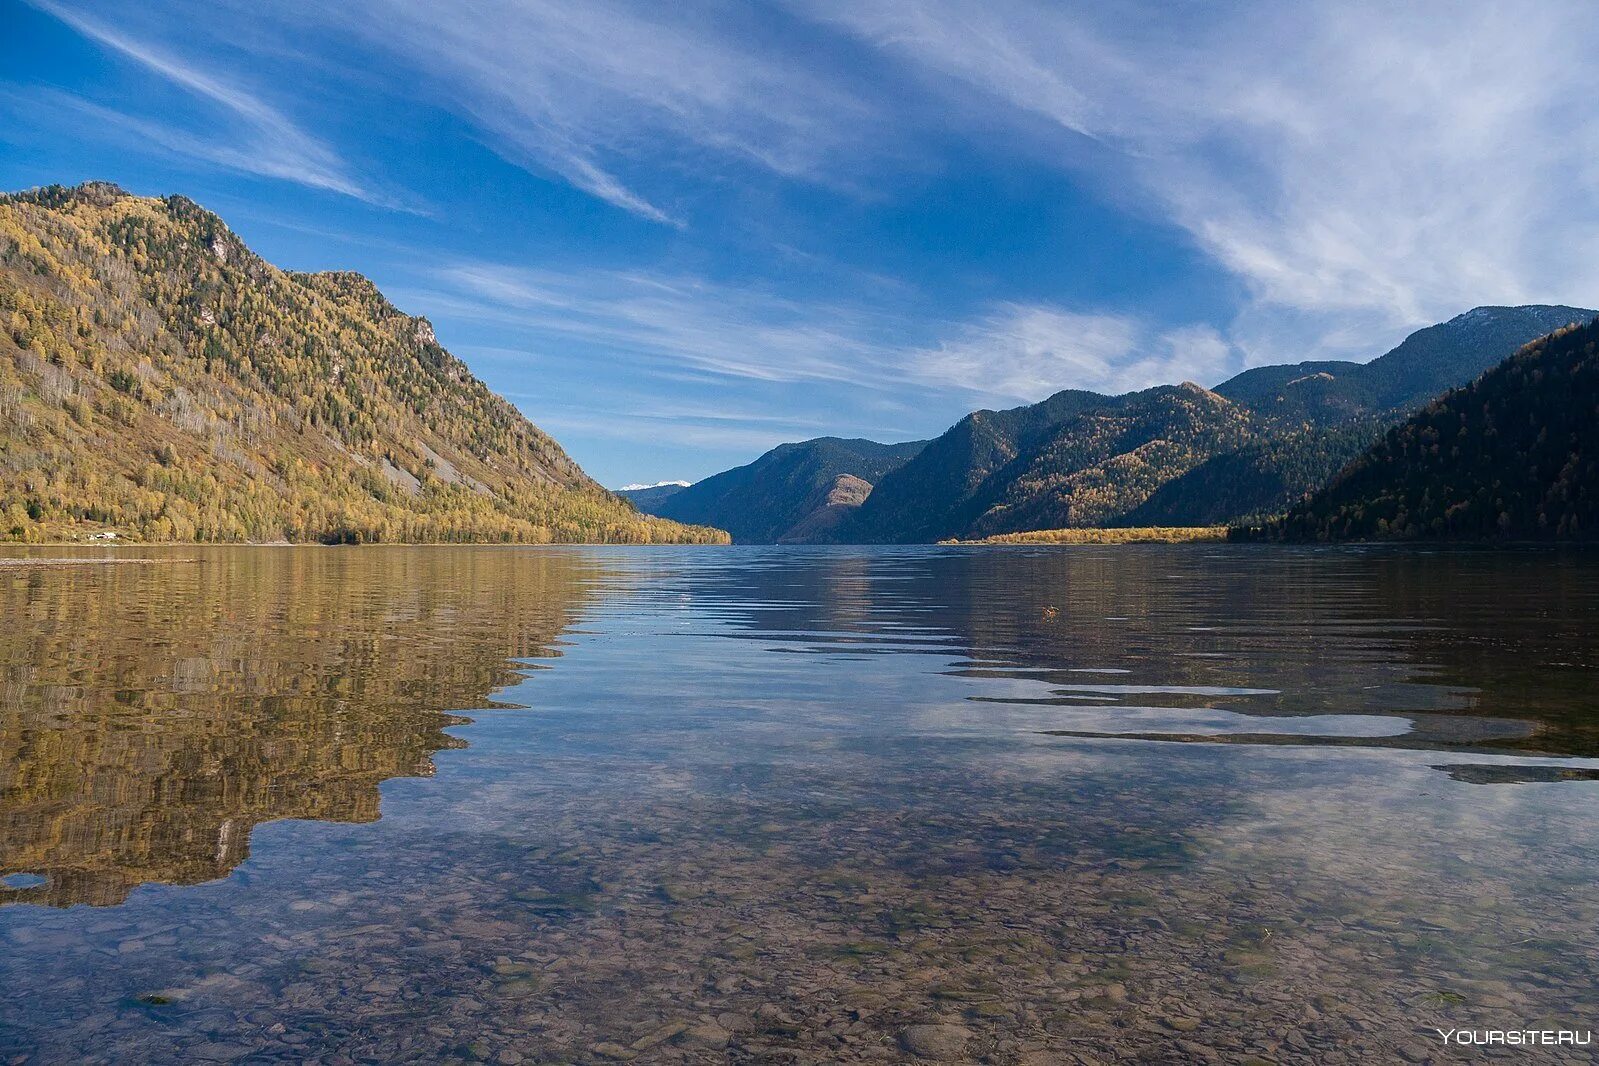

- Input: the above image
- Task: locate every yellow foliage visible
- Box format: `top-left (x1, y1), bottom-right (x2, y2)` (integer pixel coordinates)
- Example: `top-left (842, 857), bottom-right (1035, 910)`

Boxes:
top-left (0, 183), bottom-right (728, 545)
top-left (945, 526), bottom-right (1227, 545)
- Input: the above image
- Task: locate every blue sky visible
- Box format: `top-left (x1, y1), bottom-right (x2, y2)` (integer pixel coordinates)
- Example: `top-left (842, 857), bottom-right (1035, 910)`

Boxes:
top-left (4, 1), bottom-right (1597, 487)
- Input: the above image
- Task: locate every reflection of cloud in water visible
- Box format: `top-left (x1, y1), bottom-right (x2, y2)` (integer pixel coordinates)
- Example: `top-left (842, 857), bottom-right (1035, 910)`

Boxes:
top-left (1049, 683), bottom-right (1280, 696)
top-left (4, 545), bottom-right (1599, 1061)
top-left (1055, 708), bottom-right (1411, 738)
top-left (1185, 746), bottom-right (1599, 898)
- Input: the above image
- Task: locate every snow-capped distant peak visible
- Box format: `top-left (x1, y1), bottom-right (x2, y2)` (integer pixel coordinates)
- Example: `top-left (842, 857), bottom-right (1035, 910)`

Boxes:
top-left (618, 480), bottom-right (691, 491)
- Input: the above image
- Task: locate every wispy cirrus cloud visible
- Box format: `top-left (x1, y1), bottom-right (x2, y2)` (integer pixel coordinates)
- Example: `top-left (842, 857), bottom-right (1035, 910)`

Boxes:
top-left (40, 1), bottom-right (1593, 371)
top-left (422, 261), bottom-right (918, 390)
top-left (420, 259), bottom-right (1235, 409)
top-left (20, 0), bottom-right (382, 203)
top-left (910, 306), bottom-right (1234, 403)
top-left (268, 0), bottom-right (882, 225)
top-left (521, 406), bottom-right (833, 455)
top-left (803, 0), bottom-right (1599, 363)
top-left (255, 0), bottom-right (1599, 363)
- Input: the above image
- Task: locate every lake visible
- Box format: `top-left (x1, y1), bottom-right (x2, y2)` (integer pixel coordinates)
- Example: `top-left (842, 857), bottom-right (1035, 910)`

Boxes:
top-left (2, 544), bottom-right (1597, 1063)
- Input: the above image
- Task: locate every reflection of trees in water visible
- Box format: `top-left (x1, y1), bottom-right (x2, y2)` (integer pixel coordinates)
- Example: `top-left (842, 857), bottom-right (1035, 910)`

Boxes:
top-left (0, 547), bottom-right (602, 907)
top-left (5, 545), bottom-right (1590, 908)
top-left (689, 546), bottom-right (1599, 756)
top-left (1342, 549), bottom-right (1599, 756)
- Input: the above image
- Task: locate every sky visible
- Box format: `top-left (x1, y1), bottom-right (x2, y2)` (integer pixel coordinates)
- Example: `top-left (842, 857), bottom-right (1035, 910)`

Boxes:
top-left (3, 1), bottom-right (1597, 487)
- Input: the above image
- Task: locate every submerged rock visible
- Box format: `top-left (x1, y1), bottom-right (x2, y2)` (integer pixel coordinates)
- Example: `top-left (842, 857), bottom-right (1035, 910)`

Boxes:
top-left (680, 1023), bottom-right (731, 1049)
top-left (899, 1023), bottom-right (973, 1060)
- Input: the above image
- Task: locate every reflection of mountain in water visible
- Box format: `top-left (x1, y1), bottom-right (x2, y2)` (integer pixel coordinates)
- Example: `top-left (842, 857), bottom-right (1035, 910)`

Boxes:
top-left (671, 546), bottom-right (1599, 759)
top-left (0, 548), bottom-right (600, 907)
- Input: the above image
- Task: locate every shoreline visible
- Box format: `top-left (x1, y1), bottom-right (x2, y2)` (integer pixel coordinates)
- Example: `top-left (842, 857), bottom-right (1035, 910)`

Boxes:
top-left (941, 526), bottom-right (1228, 546)
top-left (0, 538), bottom-right (732, 549)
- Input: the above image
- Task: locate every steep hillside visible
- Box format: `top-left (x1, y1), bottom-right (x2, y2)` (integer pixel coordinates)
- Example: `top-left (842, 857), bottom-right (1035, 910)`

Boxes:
top-left (842, 306), bottom-right (1592, 541)
top-left (650, 436), bottom-right (925, 543)
top-left (845, 384), bottom-right (1249, 541)
top-left (1272, 318), bottom-right (1599, 542)
top-left (0, 182), bottom-right (725, 544)
top-left (775, 473), bottom-right (873, 543)
top-left (843, 390), bottom-right (1108, 543)
top-left (1215, 305), bottom-right (1595, 425)
top-left (1125, 421), bottom-right (1384, 527)
top-left (963, 383), bottom-right (1252, 535)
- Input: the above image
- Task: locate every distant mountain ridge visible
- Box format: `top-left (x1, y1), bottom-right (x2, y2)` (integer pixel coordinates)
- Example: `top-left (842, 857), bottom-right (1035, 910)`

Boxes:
top-left (847, 382), bottom-right (1254, 541)
top-left (668, 305), bottom-right (1593, 543)
top-left (846, 305), bottom-right (1595, 542)
top-left (1137, 304), bottom-right (1599, 526)
top-left (1215, 305), bottom-right (1596, 422)
top-left (0, 182), bottom-right (726, 543)
top-left (637, 436), bottom-right (927, 543)
top-left (1272, 317), bottom-right (1599, 541)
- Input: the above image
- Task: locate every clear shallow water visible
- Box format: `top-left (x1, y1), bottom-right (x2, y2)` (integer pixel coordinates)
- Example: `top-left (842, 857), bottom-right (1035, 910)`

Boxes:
top-left (1, 544), bottom-right (1598, 1063)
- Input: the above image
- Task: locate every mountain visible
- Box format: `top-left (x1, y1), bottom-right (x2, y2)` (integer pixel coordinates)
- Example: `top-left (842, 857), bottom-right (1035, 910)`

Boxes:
top-left (616, 482), bottom-right (688, 509)
top-left (0, 182), bottom-right (726, 544)
top-left (1124, 421), bottom-right (1383, 527)
top-left (1216, 305), bottom-right (1596, 424)
top-left (846, 383), bottom-right (1253, 541)
top-left (773, 473), bottom-right (874, 543)
top-left (963, 383), bottom-right (1253, 535)
top-left (1271, 316), bottom-right (1599, 542)
top-left (839, 390), bottom-right (1107, 544)
top-left (646, 436), bottom-right (927, 543)
top-left (837, 306), bottom-right (1595, 542)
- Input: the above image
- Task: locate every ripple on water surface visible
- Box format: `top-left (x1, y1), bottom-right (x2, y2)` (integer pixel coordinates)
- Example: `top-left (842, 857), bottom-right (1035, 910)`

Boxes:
top-left (1, 543), bottom-right (1598, 1063)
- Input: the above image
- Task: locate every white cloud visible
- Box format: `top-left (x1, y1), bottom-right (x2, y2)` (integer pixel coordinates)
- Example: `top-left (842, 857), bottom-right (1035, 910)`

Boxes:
top-left (526, 408), bottom-right (828, 454)
top-left (21, 0), bottom-right (381, 203)
top-left (330, 0), bottom-right (1598, 362)
top-left (910, 305), bottom-right (1233, 402)
top-left (269, 0), bottom-right (1598, 365)
top-left (429, 260), bottom-right (1231, 409)
top-left (30, 0), bottom-right (1595, 375)
top-left (271, 0), bottom-right (881, 224)
top-left (804, 0), bottom-right (1599, 363)
top-left (618, 481), bottom-right (691, 491)
top-left (423, 261), bottom-right (921, 390)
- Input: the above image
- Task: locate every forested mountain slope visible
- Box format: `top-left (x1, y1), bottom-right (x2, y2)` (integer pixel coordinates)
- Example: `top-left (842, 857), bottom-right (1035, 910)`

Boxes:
top-left (1125, 421), bottom-right (1384, 527)
top-left (836, 307), bottom-right (1593, 541)
top-left (1273, 317), bottom-right (1599, 541)
top-left (1216, 305), bottom-right (1596, 425)
top-left (841, 391), bottom-right (1108, 543)
top-left (0, 182), bottom-right (725, 543)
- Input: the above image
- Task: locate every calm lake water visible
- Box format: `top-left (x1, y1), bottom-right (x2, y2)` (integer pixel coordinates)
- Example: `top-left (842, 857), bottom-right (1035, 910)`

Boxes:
top-left (2, 544), bottom-right (1598, 1063)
